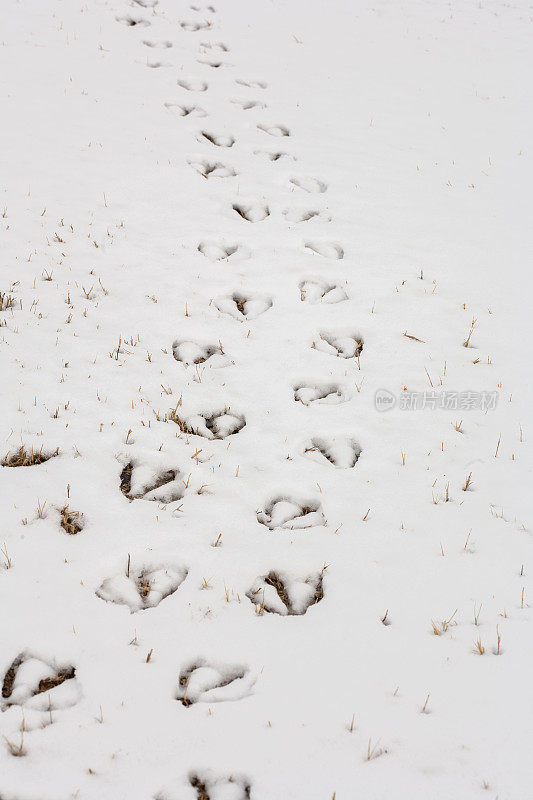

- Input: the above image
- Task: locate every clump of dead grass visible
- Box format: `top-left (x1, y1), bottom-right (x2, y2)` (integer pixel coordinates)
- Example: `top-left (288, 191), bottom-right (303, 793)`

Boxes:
top-left (1, 445), bottom-right (58, 467)
top-left (60, 506), bottom-right (83, 535)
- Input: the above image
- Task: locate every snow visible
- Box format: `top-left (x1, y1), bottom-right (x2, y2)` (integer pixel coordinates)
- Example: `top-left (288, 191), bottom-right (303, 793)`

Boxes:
top-left (0, 0), bottom-right (532, 798)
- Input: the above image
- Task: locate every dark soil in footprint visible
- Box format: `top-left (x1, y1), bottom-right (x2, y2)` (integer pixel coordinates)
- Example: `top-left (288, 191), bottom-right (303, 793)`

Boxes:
top-left (59, 505), bottom-right (83, 535)
top-left (257, 497), bottom-right (324, 530)
top-left (170, 408), bottom-right (245, 439)
top-left (247, 570), bottom-right (324, 616)
top-left (97, 563), bottom-right (187, 612)
top-left (2, 445), bottom-right (58, 467)
top-left (176, 660), bottom-right (252, 706)
top-left (189, 775), bottom-right (251, 800)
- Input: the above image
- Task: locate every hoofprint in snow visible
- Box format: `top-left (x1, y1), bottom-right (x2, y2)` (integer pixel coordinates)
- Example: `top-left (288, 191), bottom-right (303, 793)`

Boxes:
top-left (0, 0), bottom-right (532, 799)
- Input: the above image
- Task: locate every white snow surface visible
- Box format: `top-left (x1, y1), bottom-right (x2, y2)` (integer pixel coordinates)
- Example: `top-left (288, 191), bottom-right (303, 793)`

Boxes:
top-left (1, 0), bottom-right (532, 798)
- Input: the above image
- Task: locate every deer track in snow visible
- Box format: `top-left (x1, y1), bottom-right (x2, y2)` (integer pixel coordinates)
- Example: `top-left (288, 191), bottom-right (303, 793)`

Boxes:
top-left (120, 462), bottom-right (183, 503)
top-left (172, 340), bottom-right (230, 367)
top-left (176, 660), bottom-right (254, 706)
top-left (304, 241), bottom-right (344, 259)
top-left (188, 158), bottom-right (236, 178)
top-left (257, 497), bottom-right (325, 530)
top-left (171, 408), bottom-right (246, 439)
top-left (232, 202), bottom-right (269, 222)
top-left (302, 436), bottom-right (361, 468)
top-left (96, 563), bottom-right (188, 612)
top-left (294, 382), bottom-right (350, 406)
top-left (299, 279), bottom-right (347, 303)
top-left (213, 293), bottom-right (272, 321)
top-left (2, 654), bottom-right (80, 712)
top-left (313, 330), bottom-right (364, 360)
top-left (247, 570), bottom-right (324, 616)
top-left (164, 103), bottom-right (207, 117)
top-left (198, 131), bottom-right (235, 148)
top-left (290, 176), bottom-right (327, 193)
top-left (197, 241), bottom-right (250, 261)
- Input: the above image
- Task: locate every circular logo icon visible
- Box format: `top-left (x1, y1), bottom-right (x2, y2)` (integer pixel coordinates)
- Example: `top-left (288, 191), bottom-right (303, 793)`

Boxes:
top-left (374, 389), bottom-right (396, 411)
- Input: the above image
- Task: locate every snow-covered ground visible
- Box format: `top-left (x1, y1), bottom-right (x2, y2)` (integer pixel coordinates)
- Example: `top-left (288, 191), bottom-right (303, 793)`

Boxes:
top-left (1, 0), bottom-right (532, 798)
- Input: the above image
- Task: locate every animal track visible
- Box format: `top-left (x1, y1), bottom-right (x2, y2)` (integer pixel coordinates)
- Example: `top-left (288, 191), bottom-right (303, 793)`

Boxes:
top-left (231, 98), bottom-right (265, 110)
top-left (232, 202), bottom-right (269, 222)
top-left (178, 78), bottom-right (208, 92)
top-left (2, 654), bottom-right (80, 711)
top-left (96, 562), bottom-right (187, 612)
top-left (143, 40), bottom-right (172, 48)
top-left (290, 176), bottom-right (327, 194)
top-left (254, 150), bottom-right (295, 162)
top-left (2, 444), bottom-right (58, 467)
top-left (116, 15), bottom-right (150, 27)
top-left (283, 208), bottom-right (319, 223)
top-left (313, 331), bottom-right (364, 360)
top-left (165, 103), bottom-right (207, 117)
top-left (257, 497), bottom-right (325, 530)
top-left (180, 20), bottom-right (212, 32)
top-left (188, 774), bottom-right (251, 800)
top-left (190, 4), bottom-right (216, 12)
top-left (305, 241), bottom-right (344, 259)
top-left (214, 293), bottom-right (272, 321)
top-left (198, 241), bottom-right (249, 261)
top-left (198, 131), bottom-right (235, 148)
top-left (146, 60), bottom-right (171, 69)
top-left (171, 408), bottom-right (245, 439)
top-left (299, 279), bottom-right (347, 304)
top-left (188, 159), bottom-right (236, 178)
top-left (235, 78), bottom-right (267, 89)
top-left (247, 570), bottom-right (324, 616)
top-left (197, 58), bottom-right (226, 69)
top-left (200, 41), bottom-right (228, 52)
top-left (176, 660), bottom-right (253, 706)
top-left (294, 383), bottom-right (350, 406)
top-left (257, 123), bottom-right (290, 137)
top-left (303, 436), bottom-right (361, 468)
top-left (173, 340), bottom-right (229, 367)
top-left (120, 462), bottom-right (183, 503)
